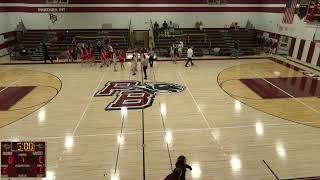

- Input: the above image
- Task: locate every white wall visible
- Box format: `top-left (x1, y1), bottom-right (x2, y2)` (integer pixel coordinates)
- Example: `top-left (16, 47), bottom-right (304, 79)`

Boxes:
top-left (256, 12), bottom-right (317, 41)
top-left (0, 13), bottom-right (10, 33)
top-left (7, 12), bottom-right (260, 30)
top-left (0, 13), bottom-right (10, 56)
top-left (7, 11), bottom-right (318, 41)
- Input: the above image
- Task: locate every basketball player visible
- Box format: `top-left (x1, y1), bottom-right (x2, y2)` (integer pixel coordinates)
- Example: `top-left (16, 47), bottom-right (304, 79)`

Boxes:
top-left (67, 45), bottom-right (74, 62)
top-left (148, 48), bottom-right (155, 67)
top-left (80, 46), bottom-right (88, 64)
top-left (131, 54), bottom-right (138, 76)
top-left (42, 43), bottom-right (53, 64)
top-left (141, 53), bottom-right (149, 80)
top-left (170, 43), bottom-right (176, 64)
top-left (112, 52), bottom-right (117, 72)
top-left (174, 155), bottom-right (192, 180)
top-left (100, 46), bottom-right (108, 68)
top-left (177, 41), bottom-right (184, 61)
top-left (108, 44), bottom-right (114, 59)
top-left (118, 50), bottom-right (126, 70)
top-left (185, 47), bottom-right (194, 67)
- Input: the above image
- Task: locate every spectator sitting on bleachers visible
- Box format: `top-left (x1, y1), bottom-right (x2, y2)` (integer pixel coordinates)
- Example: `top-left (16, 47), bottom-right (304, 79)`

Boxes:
top-left (230, 22), bottom-right (240, 31)
top-left (195, 21), bottom-right (200, 30)
top-left (230, 22), bottom-right (236, 31)
top-left (162, 21), bottom-right (168, 31)
top-left (162, 21), bottom-right (169, 36)
top-left (234, 22), bottom-right (240, 31)
top-left (19, 46), bottom-right (28, 56)
top-left (154, 21), bottom-right (159, 32)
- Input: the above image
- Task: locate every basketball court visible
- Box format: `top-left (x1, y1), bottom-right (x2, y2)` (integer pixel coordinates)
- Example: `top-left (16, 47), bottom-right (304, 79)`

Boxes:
top-left (1, 55), bottom-right (320, 180)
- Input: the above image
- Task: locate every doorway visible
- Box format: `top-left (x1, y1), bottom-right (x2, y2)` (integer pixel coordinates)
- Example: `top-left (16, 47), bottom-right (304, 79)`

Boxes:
top-left (131, 30), bottom-right (149, 48)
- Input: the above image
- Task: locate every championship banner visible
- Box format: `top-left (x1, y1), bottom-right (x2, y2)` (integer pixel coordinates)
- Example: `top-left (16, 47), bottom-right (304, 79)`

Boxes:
top-left (305, 0), bottom-right (320, 23)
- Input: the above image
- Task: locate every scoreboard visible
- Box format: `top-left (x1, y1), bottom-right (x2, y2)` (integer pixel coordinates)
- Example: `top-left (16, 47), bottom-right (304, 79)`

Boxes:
top-left (305, 0), bottom-right (320, 23)
top-left (1, 142), bottom-right (46, 178)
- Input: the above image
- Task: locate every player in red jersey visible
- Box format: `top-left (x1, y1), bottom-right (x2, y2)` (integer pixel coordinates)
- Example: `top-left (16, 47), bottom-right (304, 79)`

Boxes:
top-left (80, 46), bottom-right (88, 64)
top-left (105, 49), bottom-right (111, 67)
top-left (66, 45), bottom-right (74, 62)
top-left (100, 46), bottom-right (109, 68)
top-left (118, 50), bottom-right (126, 70)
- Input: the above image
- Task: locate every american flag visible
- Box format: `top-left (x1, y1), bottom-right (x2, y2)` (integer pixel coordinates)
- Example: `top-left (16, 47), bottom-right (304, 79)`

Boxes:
top-left (282, 0), bottom-right (298, 24)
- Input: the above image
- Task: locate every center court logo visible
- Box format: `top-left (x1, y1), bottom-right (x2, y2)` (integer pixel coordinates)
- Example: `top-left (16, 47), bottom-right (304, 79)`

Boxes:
top-left (95, 81), bottom-right (185, 110)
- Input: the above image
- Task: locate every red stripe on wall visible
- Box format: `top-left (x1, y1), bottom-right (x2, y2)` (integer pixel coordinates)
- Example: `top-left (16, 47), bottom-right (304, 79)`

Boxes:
top-left (0, 44), bottom-right (6, 50)
top-left (297, 39), bottom-right (305, 60)
top-left (2, 32), bottom-right (14, 39)
top-left (1, 0), bottom-right (288, 4)
top-left (0, 6), bottom-right (285, 13)
top-left (306, 42), bottom-right (315, 63)
top-left (289, 38), bottom-right (296, 57)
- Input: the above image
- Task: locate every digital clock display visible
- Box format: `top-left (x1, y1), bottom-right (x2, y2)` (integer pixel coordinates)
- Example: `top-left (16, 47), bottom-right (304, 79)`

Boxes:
top-left (12, 142), bottom-right (35, 151)
top-left (1, 141), bottom-right (46, 178)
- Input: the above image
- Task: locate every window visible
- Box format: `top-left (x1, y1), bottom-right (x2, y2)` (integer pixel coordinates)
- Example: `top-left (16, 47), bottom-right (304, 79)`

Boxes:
top-left (47, 0), bottom-right (68, 4)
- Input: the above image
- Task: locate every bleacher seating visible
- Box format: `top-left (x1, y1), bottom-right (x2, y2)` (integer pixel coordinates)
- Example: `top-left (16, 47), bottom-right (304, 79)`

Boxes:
top-left (17, 29), bottom-right (129, 61)
top-left (229, 30), bottom-right (257, 55)
top-left (154, 28), bottom-right (258, 57)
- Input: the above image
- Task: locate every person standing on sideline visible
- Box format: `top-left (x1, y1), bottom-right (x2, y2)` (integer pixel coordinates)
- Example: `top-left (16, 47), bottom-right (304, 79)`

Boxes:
top-left (185, 46), bottom-right (194, 67)
top-left (141, 53), bottom-right (149, 80)
top-left (131, 54), bottom-right (138, 76)
top-left (177, 41), bottom-right (183, 61)
top-left (108, 44), bottom-right (114, 59)
top-left (42, 43), bottom-right (53, 64)
top-left (173, 155), bottom-right (192, 180)
top-left (148, 48), bottom-right (155, 67)
top-left (112, 52), bottom-right (117, 72)
top-left (170, 43), bottom-right (176, 63)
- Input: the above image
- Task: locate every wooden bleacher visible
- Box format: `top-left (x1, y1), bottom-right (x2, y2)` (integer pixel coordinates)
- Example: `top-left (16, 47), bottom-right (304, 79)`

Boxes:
top-left (17, 29), bottom-right (129, 61)
top-left (154, 28), bottom-right (258, 57)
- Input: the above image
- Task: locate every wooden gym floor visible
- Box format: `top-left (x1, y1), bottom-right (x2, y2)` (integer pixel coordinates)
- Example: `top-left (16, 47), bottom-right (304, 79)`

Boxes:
top-left (1, 56), bottom-right (320, 180)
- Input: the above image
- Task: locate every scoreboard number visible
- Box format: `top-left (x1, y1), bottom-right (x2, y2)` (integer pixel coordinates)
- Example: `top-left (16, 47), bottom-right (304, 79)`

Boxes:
top-left (1, 141), bottom-right (46, 178)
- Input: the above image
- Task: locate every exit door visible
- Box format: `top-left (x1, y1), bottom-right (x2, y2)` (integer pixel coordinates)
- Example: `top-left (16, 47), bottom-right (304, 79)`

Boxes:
top-left (132, 30), bottom-right (149, 48)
